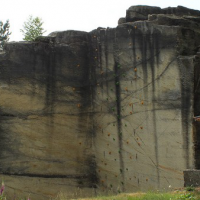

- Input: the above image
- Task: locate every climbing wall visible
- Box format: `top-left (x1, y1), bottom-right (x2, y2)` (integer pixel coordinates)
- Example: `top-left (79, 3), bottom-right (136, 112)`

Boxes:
top-left (0, 19), bottom-right (197, 199)
top-left (91, 23), bottom-right (194, 193)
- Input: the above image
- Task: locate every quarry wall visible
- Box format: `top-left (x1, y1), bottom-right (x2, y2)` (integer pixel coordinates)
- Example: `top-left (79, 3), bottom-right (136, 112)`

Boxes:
top-left (0, 5), bottom-right (200, 200)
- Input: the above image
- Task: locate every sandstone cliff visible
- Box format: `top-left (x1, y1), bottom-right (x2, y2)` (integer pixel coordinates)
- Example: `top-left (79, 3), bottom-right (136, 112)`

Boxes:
top-left (0, 5), bottom-right (200, 200)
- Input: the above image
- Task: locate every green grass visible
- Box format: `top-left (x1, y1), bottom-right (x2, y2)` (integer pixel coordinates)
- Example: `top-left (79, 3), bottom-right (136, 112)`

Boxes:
top-left (129, 192), bottom-right (198, 200)
top-left (63, 189), bottom-right (200, 200)
top-left (1, 186), bottom-right (200, 200)
top-left (87, 192), bottom-right (181, 200)
top-left (128, 192), bottom-right (180, 200)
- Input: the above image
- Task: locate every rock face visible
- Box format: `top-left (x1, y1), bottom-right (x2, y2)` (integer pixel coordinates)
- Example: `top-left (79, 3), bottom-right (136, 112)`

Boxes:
top-left (0, 5), bottom-right (200, 200)
top-left (125, 5), bottom-right (200, 22)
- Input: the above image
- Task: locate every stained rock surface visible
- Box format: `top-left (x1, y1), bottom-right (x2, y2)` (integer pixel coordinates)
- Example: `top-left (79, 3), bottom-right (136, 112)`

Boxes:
top-left (0, 5), bottom-right (200, 200)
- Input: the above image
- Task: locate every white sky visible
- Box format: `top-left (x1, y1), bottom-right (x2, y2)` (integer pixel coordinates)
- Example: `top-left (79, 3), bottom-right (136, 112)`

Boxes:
top-left (1, 0), bottom-right (200, 41)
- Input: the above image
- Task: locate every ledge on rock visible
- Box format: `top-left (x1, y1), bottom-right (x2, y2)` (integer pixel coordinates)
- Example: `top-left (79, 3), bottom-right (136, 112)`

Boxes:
top-left (48, 30), bottom-right (88, 44)
top-left (118, 17), bottom-right (126, 25)
top-left (163, 6), bottom-right (200, 16)
top-left (148, 14), bottom-right (200, 29)
top-left (126, 5), bottom-right (162, 22)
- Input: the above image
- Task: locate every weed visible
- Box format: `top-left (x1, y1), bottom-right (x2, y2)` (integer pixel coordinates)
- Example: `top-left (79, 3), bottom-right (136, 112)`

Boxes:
top-left (176, 192), bottom-right (196, 200)
top-left (185, 186), bottom-right (195, 192)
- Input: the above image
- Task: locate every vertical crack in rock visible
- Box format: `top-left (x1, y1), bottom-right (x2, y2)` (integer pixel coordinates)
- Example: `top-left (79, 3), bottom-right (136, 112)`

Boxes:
top-left (139, 30), bottom-right (148, 86)
top-left (78, 33), bottom-right (99, 188)
top-left (178, 57), bottom-right (193, 169)
top-left (86, 32), bottom-right (99, 187)
top-left (149, 33), bottom-right (160, 187)
top-left (84, 32), bottom-right (99, 189)
top-left (194, 55), bottom-right (200, 169)
top-left (113, 29), bottom-right (125, 191)
top-left (138, 27), bottom-right (160, 187)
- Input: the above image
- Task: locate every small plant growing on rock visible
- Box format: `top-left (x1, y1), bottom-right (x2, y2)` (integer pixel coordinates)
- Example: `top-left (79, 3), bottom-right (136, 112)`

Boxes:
top-left (0, 181), bottom-right (30, 200)
top-left (0, 181), bottom-right (6, 200)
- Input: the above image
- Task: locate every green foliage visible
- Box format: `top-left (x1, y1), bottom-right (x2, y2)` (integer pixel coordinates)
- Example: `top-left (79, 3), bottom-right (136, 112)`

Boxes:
top-left (176, 192), bottom-right (196, 200)
top-left (20, 15), bottom-right (46, 41)
top-left (0, 20), bottom-right (11, 50)
top-left (185, 186), bottom-right (195, 192)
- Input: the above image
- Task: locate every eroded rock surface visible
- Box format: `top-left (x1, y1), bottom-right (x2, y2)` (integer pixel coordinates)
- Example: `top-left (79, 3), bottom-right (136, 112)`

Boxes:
top-left (0, 5), bottom-right (200, 200)
top-left (123, 5), bottom-right (200, 23)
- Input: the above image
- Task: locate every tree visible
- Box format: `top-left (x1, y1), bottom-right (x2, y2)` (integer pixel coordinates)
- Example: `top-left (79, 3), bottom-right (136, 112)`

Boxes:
top-left (20, 16), bottom-right (46, 41)
top-left (0, 20), bottom-right (11, 50)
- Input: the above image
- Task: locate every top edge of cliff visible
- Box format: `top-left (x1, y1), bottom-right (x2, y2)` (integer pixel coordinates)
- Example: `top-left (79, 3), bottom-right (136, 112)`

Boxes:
top-left (118, 5), bottom-right (200, 24)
